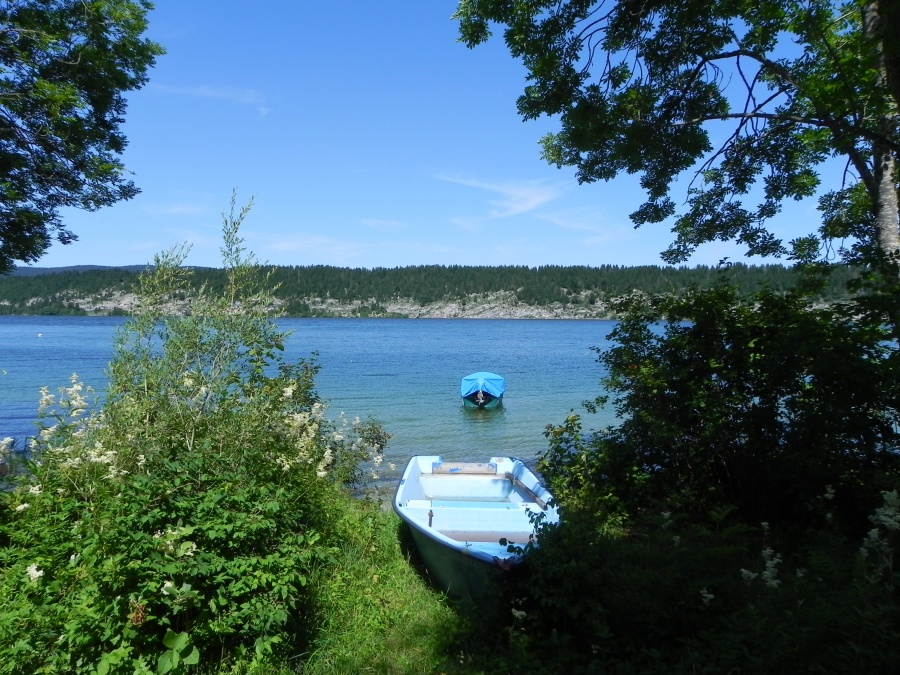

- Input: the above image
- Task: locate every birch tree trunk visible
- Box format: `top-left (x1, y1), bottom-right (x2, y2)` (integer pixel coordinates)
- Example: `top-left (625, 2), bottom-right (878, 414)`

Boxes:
top-left (865, 0), bottom-right (900, 258)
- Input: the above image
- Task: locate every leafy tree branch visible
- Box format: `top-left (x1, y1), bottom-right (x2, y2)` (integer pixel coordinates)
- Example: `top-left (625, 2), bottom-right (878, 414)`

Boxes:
top-left (0, 0), bottom-right (163, 273)
top-left (456, 0), bottom-right (900, 268)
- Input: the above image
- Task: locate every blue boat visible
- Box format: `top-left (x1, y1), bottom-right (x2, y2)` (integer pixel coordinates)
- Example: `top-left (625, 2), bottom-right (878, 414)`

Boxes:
top-left (460, 371), bottom-right (505, 409)
top-left (393, 455), bottom-right (558, 600)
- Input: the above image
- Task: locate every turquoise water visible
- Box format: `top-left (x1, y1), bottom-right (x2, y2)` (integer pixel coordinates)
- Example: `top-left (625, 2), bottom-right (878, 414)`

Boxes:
top-left (0, 316), bottom-right (618, 481)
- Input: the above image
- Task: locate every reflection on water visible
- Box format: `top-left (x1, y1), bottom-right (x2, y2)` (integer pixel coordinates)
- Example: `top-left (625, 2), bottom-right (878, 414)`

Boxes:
top-left (460, 405), bottom-right (505, 423)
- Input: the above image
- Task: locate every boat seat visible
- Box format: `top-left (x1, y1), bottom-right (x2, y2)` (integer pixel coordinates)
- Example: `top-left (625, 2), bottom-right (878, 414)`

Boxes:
top-left (427, 505), bottom-right (538, 534)
top-left (431, 499), bottom-right (521, 510)
top-left (440, 530), bottom-right (533, 544)
top-left (432, 461), bottom-right (497, 475)
top-left (419, 475), bottom-right (515, 501)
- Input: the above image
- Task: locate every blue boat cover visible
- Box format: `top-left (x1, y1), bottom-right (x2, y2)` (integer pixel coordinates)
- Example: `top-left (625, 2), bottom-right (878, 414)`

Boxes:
top-left (460, 371), bottom-right (506, 398)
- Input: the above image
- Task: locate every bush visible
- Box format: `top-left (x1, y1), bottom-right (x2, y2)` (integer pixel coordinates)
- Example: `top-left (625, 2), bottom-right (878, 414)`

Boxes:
top-left (497, 282), bottom-right (900, 673)
top-left (501, 490), bottom-right (900, 674)
top-left (544, 284), bottom-right (900, 531)
top-left (0, 196), bottom-right (388, 674)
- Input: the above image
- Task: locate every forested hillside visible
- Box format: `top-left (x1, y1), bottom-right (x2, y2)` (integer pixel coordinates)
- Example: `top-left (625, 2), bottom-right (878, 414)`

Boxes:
top-left (0, 263), bottom-right (855, 316)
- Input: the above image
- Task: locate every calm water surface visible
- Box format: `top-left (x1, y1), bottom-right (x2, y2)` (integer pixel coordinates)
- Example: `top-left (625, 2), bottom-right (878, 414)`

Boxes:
top-left (0, 316), bottom-right (618, 482)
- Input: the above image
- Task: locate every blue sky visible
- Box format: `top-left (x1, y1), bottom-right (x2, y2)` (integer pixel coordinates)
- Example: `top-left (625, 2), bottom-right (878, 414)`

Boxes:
top-left (37, 1), bottom-right (824, 270)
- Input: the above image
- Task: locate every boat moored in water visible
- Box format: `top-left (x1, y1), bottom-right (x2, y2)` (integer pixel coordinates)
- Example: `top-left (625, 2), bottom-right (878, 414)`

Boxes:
top-left (460, 371), bottom-right (505, 409)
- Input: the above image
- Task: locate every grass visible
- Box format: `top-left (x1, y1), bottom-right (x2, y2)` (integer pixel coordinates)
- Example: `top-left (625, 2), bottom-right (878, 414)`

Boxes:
top-left (298, 496), bottom-right (481, 675)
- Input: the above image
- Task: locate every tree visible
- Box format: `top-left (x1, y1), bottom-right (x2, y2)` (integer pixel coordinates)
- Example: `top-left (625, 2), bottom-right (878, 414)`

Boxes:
top-left (455, 0), bottom-right (899, 273)
top-left (0, 0), bottom-right (162, 274)
top-left (454, 6), bottom-right (900, 671)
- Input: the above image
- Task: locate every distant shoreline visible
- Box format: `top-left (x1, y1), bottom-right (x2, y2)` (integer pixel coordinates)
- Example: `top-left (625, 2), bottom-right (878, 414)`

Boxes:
top-left (0, 262), bottom-right (853, 319)
top-left (0, 303), bottom-right (616, 320)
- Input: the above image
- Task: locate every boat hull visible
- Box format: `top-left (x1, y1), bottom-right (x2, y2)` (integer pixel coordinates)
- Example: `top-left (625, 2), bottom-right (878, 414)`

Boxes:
top-left (393, 455), bottom-right (557, 601)
top-left (405, 523), bottom-right (507, 600)
top-left (462, 393), bottom-right (503, 409)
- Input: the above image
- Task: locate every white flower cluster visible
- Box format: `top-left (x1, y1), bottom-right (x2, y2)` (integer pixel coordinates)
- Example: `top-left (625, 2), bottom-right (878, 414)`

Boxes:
top-left (32, 376), bottom-right (140, 484)
top-left (361, 442), bottom-right (385, 481)
top-left (26, 563), bottom-right (43, 582)
top-left (39, 374), bottom-right (92, 420)
top-left (276, 401), bottom-right (328, 472)
top-left (0, 436), bottom-right (12, 472)
top-left (86, 441), bottom-right (117, 465)
top-left (760, 547), bottom-right (782, 588)
top-left (35, 376), bottom-right (118, 473)
top-left (870, 490), bottom-right (900, 532)
top-left (49, 437), bottom-right (129, 481)
top-left (739, 522), bottom-right (782, 590)
top-left (740, 546), bottom-right (782, 589)
top-left (273, 384), bottom-right (387, 483)
top-left (316, 447), bottom-right (333, 479)
top-left (38, 424), bottom-right (58, 444)
top-left (348, 415), bottom-right (387, 481)
top-left (152, 525), bottom-right (197, 558)
top-left (859, 490), bottom-right (900, 585)
top-left (37, 387), bottom-right (55, 414)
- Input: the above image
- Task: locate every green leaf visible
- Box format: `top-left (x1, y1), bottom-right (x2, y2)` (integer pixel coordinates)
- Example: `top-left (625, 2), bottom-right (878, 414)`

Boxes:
top-left (182, 646), bottom-right (200, 666)
top-left (157, 649), bottom-right (178, 675)
top-left (162, 629), bottom-right (190, 652)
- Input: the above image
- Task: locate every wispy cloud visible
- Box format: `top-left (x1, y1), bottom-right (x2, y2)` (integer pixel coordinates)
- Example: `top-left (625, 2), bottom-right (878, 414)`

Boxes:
top-left (125, 240), bottom-right (166, 256)
top-left (538, 209), bottom-right (612, 235)
top-left (151, 84), bottom-right (270, 115)
top-left (438, 175), bottom-right (565, 228)
top-left (261, 234), bottom-right (367, 266)
top-left (164, 228), bottom-right (221, 249)
top-left (538, 209), bottom-right (637, 246)
top-left (361, 218), bottom-right (407, 232)
top-left (142, 202), bottom-right (211, 217)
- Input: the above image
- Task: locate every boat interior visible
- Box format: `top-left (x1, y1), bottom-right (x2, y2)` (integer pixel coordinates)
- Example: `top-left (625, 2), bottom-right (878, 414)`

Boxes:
top-left (462, 391), bottom-right (498, 407)
top-left (397, 458), bottom-right (550, 553)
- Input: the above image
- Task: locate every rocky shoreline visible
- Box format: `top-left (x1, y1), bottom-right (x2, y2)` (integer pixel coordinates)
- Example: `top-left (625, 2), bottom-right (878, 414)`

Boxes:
top-left (18, 289), bottom-right (618, 319)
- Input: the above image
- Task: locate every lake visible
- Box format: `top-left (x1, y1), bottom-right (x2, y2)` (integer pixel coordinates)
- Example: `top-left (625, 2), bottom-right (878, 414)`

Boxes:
top-left (0, 316), bottom-right (619, 484)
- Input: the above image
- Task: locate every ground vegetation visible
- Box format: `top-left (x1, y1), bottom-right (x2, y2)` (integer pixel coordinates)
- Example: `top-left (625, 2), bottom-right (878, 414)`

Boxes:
top-left (0, 201), bottom-right (464, 674)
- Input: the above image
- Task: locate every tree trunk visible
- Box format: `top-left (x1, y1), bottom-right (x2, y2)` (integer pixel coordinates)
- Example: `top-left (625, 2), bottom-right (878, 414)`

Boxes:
top-left (864, 1), bottom-right (900, 258)
top-left (873, 147), bottom-right (900, 256)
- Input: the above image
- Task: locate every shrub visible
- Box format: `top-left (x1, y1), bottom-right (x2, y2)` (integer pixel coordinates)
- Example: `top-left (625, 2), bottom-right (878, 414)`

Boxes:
top-left (501, 491), bottom-right (900, 674)
top-left (502, 282), bottom-right (900, 673)
top-left (0, 196), bottom-right (387, 674)
top-left (544, 284), bottom-right (900, 531)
